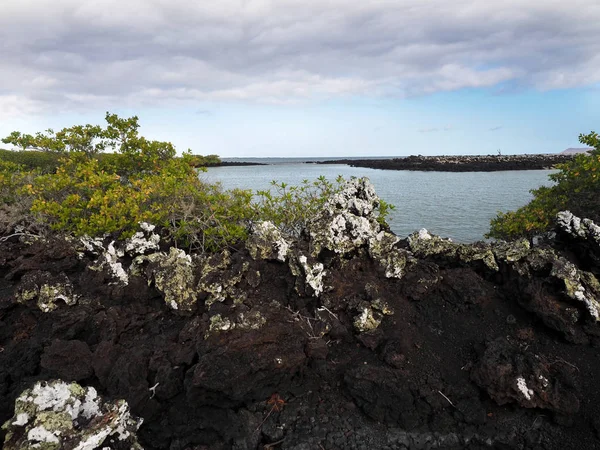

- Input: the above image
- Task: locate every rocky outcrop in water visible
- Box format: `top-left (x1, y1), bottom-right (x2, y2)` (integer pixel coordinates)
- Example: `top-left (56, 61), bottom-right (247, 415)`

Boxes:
top-left (317, 154), bottom-right (574, 172)
top-left (1, 178), bottom-right (600, 449)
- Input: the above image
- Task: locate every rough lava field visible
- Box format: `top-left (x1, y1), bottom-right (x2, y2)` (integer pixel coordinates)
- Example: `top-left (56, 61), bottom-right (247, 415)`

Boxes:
top-left (2, 178), bottom-right (600, 449)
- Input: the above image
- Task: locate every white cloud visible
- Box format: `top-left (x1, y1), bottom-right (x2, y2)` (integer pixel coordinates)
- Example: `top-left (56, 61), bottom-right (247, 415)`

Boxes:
top-left (0, 95), bottom-right (44, 119)
top-left (1, 0), bottom-right (599, 116)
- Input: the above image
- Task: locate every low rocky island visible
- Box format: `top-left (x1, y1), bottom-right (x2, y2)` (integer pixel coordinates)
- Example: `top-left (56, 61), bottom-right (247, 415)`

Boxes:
top-left (317, 154), bottom-right (574, 172)
top-left (1, 178), bottom-right (600, 449)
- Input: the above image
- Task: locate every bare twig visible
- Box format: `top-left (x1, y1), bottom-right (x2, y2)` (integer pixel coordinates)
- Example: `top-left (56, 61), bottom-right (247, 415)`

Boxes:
top-left (551, 357), bottom-right (580, 373)
top-left (530, 415), bottom-right (547, 430)
top-left (264, 438), bottom-right (285, 449)
top-left (318, 306), bottom-right (339, 321)
top-left (148, 382), bottom-right (159, 399)
top-left (0, 232), bottom-right (41, 243)
top-left (254, 405), bottom-right (277, 433)
top-left (438, 390), bottom-right (455, 408)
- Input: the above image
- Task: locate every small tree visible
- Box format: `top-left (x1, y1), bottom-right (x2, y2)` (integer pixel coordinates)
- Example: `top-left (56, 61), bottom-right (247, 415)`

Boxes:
top-left (2, 130), bottom-right (65, 153)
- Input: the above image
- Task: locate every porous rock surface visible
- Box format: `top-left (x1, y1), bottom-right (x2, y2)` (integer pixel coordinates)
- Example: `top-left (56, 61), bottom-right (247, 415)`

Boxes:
top-left (2, 380), bottom-right (142, 449)
top-left (2, 178), bottom-right (600, 449)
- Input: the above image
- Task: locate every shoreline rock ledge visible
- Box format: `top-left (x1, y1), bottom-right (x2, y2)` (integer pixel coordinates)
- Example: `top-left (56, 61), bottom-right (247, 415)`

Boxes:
top-left (317, 153), bottom-right (574, 172)
top-left (2, 177), bottom-right (600, 449)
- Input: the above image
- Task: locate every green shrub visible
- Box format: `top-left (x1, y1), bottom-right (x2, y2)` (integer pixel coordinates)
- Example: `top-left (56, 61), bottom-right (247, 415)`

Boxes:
top-left (488, 131), bottom-right (600, 239)
top-left (3, 114), bottom-right (396, 252)
top-left (0, 160), bottom-right (28, 204)
top-left (28, 153), bottom-right (254, 251)
top-left (0, 149), bottom-right (61, 173)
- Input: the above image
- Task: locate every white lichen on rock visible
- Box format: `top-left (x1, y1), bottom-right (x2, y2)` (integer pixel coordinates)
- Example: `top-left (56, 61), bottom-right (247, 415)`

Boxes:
top-left (79, 236), bottom-right (105, 255)
top-left (353, 298), bottom-right (394, 333)
top-left (557, 210), bottom-right (600, 242)
top-left (87, 240), bottom-right (129, 285)
top-left (368, 231), bottom-right (413, 279)
top-left (550, 257), bottom-right (600, 320)
top-left (206, 310), bottom-right (267, 338)
top-left (516, 377), bottom-right (534, 400)
top-left (353, 306), bottom-right (382, 332)
top-left (1, 380), bottom-right (142, 450)
top-left (492, 239), bottom-right (531, 263)
top-left (149, 247), bottom-right (197, 311)
top-left (297, 254), bottom-right (326, 297)
top-left (408, 229), bottom-right (500, 271)
top-left (418, 228), bottom-right (432, 240)
top-left (308, 177), bottom-right (383, 256)
top-left (16, 274), bottom-right (78, 313)
top-left (197, 250), bottom-right (249, 307)
top-left (125, 222), bottom-right (160, 256)
top-left (38, 283), bottom-right (79, 313)
top-left (246, 221), bottom-right (290, 262)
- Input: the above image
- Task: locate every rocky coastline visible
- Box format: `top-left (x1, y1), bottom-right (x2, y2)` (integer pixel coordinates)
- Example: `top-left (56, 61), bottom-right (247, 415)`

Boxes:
top-left (215, 161), bottom-right (267, 167)
top-left (2, 178), bottom-right (600, 449)
top-left (316, 154), bottom-right (574, 172)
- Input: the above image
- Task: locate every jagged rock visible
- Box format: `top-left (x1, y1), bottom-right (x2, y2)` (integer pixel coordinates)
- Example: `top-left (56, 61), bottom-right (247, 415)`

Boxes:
top-left (368, 231), bottom-right (413, 279)
top-left (511, 247), bottom-right (600, 324)
top-left (471, 338), bottom-right (579, 415)
top-left (4, 175), bottom-right (600, 450)
top-left (556, 211), bottom-right (600, 271)
top-left (1, 380), bottom-right (143, 450)
top-left (557, 211), bottom-right (600, 243)
top-left (16, 272), bottom-right (78, 312)
top-left (245, 221), bottom-right (290, 262)
top-left (408, 229), bottom-right (498, 271)
top-left (81, 223), bottom-right (160, 285)
top-left (307, 177), bottom-right (413, 279)
top-left (290, 253), bottom-right (326, 297)
top-left (79, 236), bottom-right (104, 255)
top-left (492, 239), bottom-right (531, 263)
top-left (148, 247), bottom-right (197, 311)
top-left (197, 250), bottom-right (249, 307)
top-left (308, 177), bottom-right (383, 257)
top-left (550, 257), bottom-right (600, 320)
top-left (353, 284), bottom-right (394, 332)
top-left (207, 310), bottom-right (267, 337)
top-left (92, 240), bottom-right (129, 285)
top-left (125, 222), bottom-right (160, 256)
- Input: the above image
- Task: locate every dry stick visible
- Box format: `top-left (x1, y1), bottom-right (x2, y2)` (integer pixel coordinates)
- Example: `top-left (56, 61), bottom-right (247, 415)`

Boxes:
top-left (264, 438), bottom-right (285, 449)
top-left (0, 232), bottom-right (40, 242)
top-left (319, 306), bottom-right (339, 321)
top-left (254, 405), bottom-right (277, 434)
top-left (530, 415), bottom-right (547, 430)
top-left (552, 357), bottom-right (580, 373)
top-left (438, 390), bottom-right (456, 408)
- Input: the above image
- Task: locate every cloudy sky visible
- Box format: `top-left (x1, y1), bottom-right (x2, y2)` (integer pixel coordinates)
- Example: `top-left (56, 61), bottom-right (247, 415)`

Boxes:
top-left (1, 0), bottom-right (599, 157)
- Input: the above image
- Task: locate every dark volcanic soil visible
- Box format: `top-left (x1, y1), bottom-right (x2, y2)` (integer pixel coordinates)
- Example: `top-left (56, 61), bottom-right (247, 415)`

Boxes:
top-left (317, 154), bottom-right (573, 172)
top-left (1, 181), bottom-right (600, 449)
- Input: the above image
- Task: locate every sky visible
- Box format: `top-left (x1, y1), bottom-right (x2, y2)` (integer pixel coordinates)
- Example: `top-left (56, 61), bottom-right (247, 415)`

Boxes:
top-left (1, 0), bottom-right (599, 157)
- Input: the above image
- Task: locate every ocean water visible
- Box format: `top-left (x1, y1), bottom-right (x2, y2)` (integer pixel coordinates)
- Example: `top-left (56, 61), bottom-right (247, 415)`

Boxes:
top-left (203, 161), bottom-right (554, 242)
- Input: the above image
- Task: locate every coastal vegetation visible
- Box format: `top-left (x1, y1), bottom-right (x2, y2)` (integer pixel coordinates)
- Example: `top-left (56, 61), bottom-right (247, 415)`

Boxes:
top-left (488, 131), bottom-right (600, 239)
top-left (0, 113), bottom-right (391, 251)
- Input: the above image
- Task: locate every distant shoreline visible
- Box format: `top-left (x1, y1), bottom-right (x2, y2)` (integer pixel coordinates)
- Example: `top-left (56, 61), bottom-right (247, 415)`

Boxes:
top-left (311, 154), bottom-right (574, 172)
top-left (214, 161), bottom-right (267, 167)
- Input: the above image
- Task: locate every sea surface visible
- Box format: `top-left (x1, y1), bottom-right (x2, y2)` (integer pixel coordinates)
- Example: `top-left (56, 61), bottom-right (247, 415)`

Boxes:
top-left (203, 160), bottom-right (554, 242)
